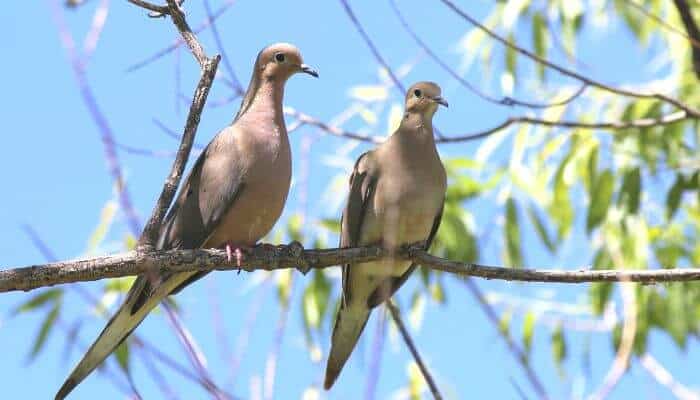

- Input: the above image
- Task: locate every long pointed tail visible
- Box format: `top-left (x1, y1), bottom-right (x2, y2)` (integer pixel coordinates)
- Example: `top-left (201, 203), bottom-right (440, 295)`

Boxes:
top-left (324, 305), bottom-right (371, 390)
top-left (56, 273), bottom-right (192, 399)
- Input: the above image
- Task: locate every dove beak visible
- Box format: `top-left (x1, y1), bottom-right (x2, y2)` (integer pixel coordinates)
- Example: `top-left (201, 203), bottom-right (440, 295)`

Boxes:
top-left (300, 64), bottom-right (319, 78)
top-left (432, 96), bottom-right (449, 107)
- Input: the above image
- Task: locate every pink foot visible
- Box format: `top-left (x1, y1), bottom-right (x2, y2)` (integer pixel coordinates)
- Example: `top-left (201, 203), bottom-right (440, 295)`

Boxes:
top-left (223, 242), bottom-right (249, 273)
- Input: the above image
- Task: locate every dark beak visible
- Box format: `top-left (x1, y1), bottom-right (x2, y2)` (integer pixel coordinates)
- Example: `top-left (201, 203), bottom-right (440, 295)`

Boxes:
top-left (300, 64), bottom-right (319, 78)
top-left (432, 96), bottom-right (449, 107)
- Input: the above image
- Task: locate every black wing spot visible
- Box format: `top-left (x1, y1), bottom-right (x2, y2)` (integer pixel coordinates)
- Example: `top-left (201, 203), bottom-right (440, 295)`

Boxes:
top-left (186, 188), bottom-right (193, 197)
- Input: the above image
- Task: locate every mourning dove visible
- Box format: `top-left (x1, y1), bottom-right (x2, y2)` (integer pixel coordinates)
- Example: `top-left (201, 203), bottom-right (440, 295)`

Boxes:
top-left (56, 43), bottom-right (318, 399)
top-left (324, 82), bottom-right (448, 390)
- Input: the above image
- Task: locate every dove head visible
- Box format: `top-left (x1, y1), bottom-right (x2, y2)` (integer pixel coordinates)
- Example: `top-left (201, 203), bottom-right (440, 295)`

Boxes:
top-left (404, 81), bottom-right (448, 118)
top-left (256, 42), bottom-right (318, 81)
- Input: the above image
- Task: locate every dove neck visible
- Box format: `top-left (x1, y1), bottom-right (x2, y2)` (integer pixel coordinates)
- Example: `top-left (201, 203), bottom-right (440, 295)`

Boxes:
top-left (398, 112), bottom-right (435, 144)
top-left (235, 76), bottom-right (286, 122)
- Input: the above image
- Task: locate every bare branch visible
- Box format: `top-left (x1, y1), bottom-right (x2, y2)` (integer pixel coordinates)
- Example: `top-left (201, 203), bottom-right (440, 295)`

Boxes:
top-left (387, 301), bottom-right (443, 400)
top-left (671, 0), bottom-right (700, 80)
top-left (128, 0), bottom-right (221, 249)
top-left (389, 0), bottom-right (586, 109)
top-left (440, 110), bottom-right (690, 142)
top-left (640, 353), bottom-right (700, 400)
top-left (51, 0), bottom-right (142, 236)
top-left (288, 107), bottom-right (689, 144)
top-left (126, 0), bottom-right (237, 72)
top-left (438, 0), bottom-right (700, 118)
top-left (587, 283), bottom-right (637, 400)
top-left (138, 56), bottom-right (219, 248)
top-left (339, 0), bottom-right (405, 92)
top-left (5, 243), bottom-right (700, 292)
top-left (460, 279), bottom-right (549, 399)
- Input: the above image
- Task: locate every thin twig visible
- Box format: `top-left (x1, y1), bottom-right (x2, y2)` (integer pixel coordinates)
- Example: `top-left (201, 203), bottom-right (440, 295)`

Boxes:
top-left (387, 301), bottom-right (443, 400)
top-left (461, 279), bottom-right (549, 399)
top-left (389, 0), bottom-right (586, 109)
top-left (81, 0), bottom-right (110, 65)
top-left (639, 353), bottom-right (700, 400)
top-left (587, 283), bottom-right (637, 400)
top-left (126, 0), bottom-right (237, 72)
top-left (137, 55), bottom-right (219, 248)
top-left (51, 0), bottom-right (142, 236)
top-left (339, 0), bottom-right (405, 93)
top-left (263, 276), bottom-right (294, 400)
top-left (203, 0), bottom-right (244, 94)
top-left (287, 107), bottom-right (689, 144)
top-left (438, 0), bottom-right (700, 118)
top-left (364, 310), bottom-right (387, 400)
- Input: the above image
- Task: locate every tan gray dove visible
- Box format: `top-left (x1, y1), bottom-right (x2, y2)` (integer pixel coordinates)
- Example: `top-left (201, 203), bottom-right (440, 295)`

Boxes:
top-left (324, 82), bottom-right (447, 390)
top-left (56, 43), bottom-right (318, 399)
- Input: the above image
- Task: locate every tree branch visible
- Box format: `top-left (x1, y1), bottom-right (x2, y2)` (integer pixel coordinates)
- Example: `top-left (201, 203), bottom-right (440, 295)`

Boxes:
top-left (672, 0), bottom-right (700, 80)
top-left (438, 0), bottom-right (700, 118)
top-left (5, 244), bottom-right (700, 293)
top-left (387, 301), bottom-right (443, 400)
top-left (129, 0), bottom-right (221, 249)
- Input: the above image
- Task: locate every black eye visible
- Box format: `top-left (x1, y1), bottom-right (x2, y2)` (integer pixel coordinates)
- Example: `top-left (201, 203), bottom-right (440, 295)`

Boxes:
top-left (274, 53), bottom-right (286, 63)
top-left (414, 89), bottom-right (422, 98)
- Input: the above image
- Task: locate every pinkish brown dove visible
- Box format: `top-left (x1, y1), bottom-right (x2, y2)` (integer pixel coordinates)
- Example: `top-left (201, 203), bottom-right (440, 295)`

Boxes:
top-left (56, 43), bottom-right (318, 399)
top-left (324, 82), bottom-right (448, 390)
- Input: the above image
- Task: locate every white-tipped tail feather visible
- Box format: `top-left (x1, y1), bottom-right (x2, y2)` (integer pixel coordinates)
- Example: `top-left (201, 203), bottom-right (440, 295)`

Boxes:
top-left (55, 273), bottom-right (194, 399)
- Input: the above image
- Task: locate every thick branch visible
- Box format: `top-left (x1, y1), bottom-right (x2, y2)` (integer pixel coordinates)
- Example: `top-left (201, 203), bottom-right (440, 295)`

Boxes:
top-left (672, 0), bottom-right (700, 80)
top-left (4, 245), bottom-right (700, 293)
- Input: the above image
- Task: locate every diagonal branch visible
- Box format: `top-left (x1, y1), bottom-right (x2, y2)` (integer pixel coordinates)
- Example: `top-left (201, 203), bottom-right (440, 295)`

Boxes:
top-left (437, 0), bottom-right (700, 118)
top-left (129, 0), bottom-right (221, 249)
top-left (389, 0), bottom-right (586, 109)
top-left (387, 301), bottom-right (443, 400)
top-left (671, 0), bottom-right (700, 80)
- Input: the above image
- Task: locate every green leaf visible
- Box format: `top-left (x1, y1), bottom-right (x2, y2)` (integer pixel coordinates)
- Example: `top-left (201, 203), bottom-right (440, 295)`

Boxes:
top-left (114, 340), bottom-right (130, 373)
top-left (302, 270), bottom-right (331, 331)
top-left (506, 34), bottom-right (517, 80)
top-left (522, 311), bottom-right (536, 354)
top-left (87, 201), bottom-right (118, 252)
top-left (618, 167), bottom-right (641, 214)
top-left (667, 283), bottom-right (689, 349)
top-left (551, 324), bottom-right (567, 374)
top-left (318, 218), bottom-right (341, 234)
top-left (527, 204), bottom-right (555, 253)
top-left (666, 175), bottom-right (684, 220)
top-left (586, 169), bottom-right (614, 233)
top-left (29, 300), bottom-right (61, 360)
top-left (532, 12), bottom-right (547, 80)
top-left (505, 197), bottom-right (523, 267)
top-left (13, 289), bottom-right (63, 315)
top-left (287, 213), bottom-right (304, 242)
top-left (499, 310), bottom-right (512, 338)
top-left (430, 281), bottom-right (446, 304)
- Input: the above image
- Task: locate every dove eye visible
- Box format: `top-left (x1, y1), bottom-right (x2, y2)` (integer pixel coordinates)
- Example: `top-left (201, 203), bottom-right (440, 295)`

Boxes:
top-left (413, 89), bottom-right (422, 98)
top-left (274, 53), bottom-right (286, 63)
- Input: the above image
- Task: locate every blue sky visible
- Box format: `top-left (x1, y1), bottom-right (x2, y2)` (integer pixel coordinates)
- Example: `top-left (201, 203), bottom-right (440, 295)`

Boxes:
top-left (0, 1), bottom-right (697, 399)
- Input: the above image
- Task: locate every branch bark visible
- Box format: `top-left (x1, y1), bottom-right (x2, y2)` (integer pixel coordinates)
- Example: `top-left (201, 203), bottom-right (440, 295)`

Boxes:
top-left (4, 244), bottom-right (700, 293)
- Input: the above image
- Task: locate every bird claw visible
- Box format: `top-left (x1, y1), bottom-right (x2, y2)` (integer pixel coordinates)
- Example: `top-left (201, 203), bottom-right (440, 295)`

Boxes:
top-left (224, 242), bottom-right (249, 273)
